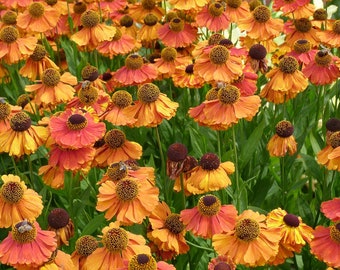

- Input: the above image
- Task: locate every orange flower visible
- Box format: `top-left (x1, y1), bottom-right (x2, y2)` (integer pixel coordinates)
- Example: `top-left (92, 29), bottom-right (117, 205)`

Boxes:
top-left (302, 50), bottom-right (340, 85)
top-left (126, 254), bottom-right (176, 270)
top-left (47, 208), bottom-right (74, 247)
top-left (267, 120), bottom-right (297, 157)
top-left (96, 177), bottom-right (159, 225)
top-left (102, 90), bottom-right (137, 126)
top-left (147, 201), bottom-right (189, 260)
top-left (321, 198), bottom-right (340, 222)
top-left (0, 220), bottom-right (57, 268)
top-left (158, 17), bottom-right (197, 48)
top-left (266, 208), bottom-right (313, 253)
top-left (194, 45), bottom-right (243, 83)
top-left (49, 108), bottom-right (106, 149)
top-left (70, 10), bottom-right (116, 50)
top-left (38, 164), bottom-right (65, 189)
top-left (316, 20), bottom-right (340, 48)
top-left (310, 223), bottom-right (340, 268)
top-left (0, 25), bottom-right (37, 64)
top-left (94, 129), bottom-right (143, 167)
top-left (25, 68), bottom-right (77, 107)
top-left (16, 2), bottom-right (60, 33)
top-left (208, 255), bottom-right (236, 270)
top-left (123, 83), bottom-right (179, 127)
top-left (19, 44), bottom-right (59, 81)
top-left (287, 39), bottom-right (317, 68)
top-left (185, 153), bottom-right (234, 195)
top-left (196, 2), bottom-right (231, 32)
top-left (273, 0), bottom-right (314, 19)
top-left (71, 235), bottom-right (98, 270)
top-left (0, 101), bottom-right (21, 132)
top-left (320, 131), bottom-right (340, 172)
top-left (0, 111), bottom-right (48, 157)
top-left (171, 63), bottom-right (205, 88)
top-left (83, 221), bottom-right (150, 269)
top-left (3, 0), bottom-right (32, 9)
top-left (224, 0), bottom-right (250, 23)
top-left (180, 195), bottom-right (237, 238)
top-left (238, 5), bottom-right (283, 40)
top-left (35, 249), bottom-right (75, 270)
top-left (114, 53), bottom-right (158, 86)
top-left (0, 174), bottom-right (43, 228)
top-left (212, 209), bottom-right (282, 267)
top-left (260, 56), bottom-right (308, 104)
top-left (136, 13), bottom-right (162, 47)
top-left (129, 0), bottom-right (165, 23)
top-left (168, 0), bottom-right (208, 10)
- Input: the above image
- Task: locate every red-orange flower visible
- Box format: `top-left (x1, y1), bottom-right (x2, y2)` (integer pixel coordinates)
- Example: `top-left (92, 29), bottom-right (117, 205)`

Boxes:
top-left (168, 0), bottom-right (208, 10)
top-left (49, 108), bottom-right (106, 149)
top-left (71, 235), bottom-right (98, 270)
top-left (208, 255), bottom-right (236, 270)
top-left (0, 102), bottom-right (21, 132)
top-left (196, 2), bottom-right (231, 32)
top-left (273, 0), bottom-right (314, 19)
top-left (180, 195), bottom-right (237, 238)
top-left (322, 198), bottom-right (340, 222)
top-left (287, 39), bottom-right (317, 68)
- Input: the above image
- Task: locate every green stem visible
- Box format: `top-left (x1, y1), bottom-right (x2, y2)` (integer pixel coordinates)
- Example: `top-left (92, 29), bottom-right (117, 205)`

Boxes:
top-left (180, 173), bottom-right (186, 210)
top-left (280, 156), bottom-right (287, 207)
top-left (186, 240), bottom-right (214, 252)
top-left (11, 156), bottom-right (19, 175)
top-left (155, 126), bottom-right (168, 202)
top-left (232, 125), bottom-right (240, 211)
top-left (217, 130), bottom-right (222, 160)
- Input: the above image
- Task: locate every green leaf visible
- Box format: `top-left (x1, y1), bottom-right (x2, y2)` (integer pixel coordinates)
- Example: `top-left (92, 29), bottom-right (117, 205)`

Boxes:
top-left (81, 214), bottom-right (106, 235)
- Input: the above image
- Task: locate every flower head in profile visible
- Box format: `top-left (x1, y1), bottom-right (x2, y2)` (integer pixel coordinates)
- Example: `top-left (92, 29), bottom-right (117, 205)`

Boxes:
top-left (321, 198), bottom-right (340, 222)
top-left (96, 177), bottom-right (159, 225)
top-left (208, 255), bottom-right (236, 270)
top-left (125, 253), bottom-right (176, 270)
top-left (0, 174), bottom-right (43, 228)
top-left (166, 142), bottom-right (188, 180)
top-left (47, 208), bottom-right (74, 247)
top-left (94, 129), bottom-right (143, 167)
top-left (212, 209), bottom-right (281, 267)
top-left (147, 201), bottom-right (189, 260)
top-left (49, 108), bottom-right (106, 149)
top-left (224, 0), bottom-right (250, 23)
top-left (71, 235), bottom-right (98, 269)
top-left (129, 0), bottom-right (165, 23)
top-left (168, 0), bottom-right (208, 10)
top-left (0, 101), bottom-right (21, 132)
top-left (0, 111), bottom-right (48, 157)
top-left (247, 43), bottom-right (268, 73)
top-left (196, 2), bottom-right (231, 32)
top-left (287, 39), bottom-right (317, 68)
top-left (0, 220), bottom-right (57, 268)
top-left (137, 13), bottom-right (162, 48)
top-left (260, 56), bottom-right (308, 104)
top-left (83, 221), bottom-right (150, 269)
top-left (180, 194), bottom-right (237, 238)
top-left (314, 20), bottom-right (340, 48)
top-left (267, 120), bottom-right (297, 157)
top-left (273, 0), bottom-right (314, 19)
top-left (186, 153), bottom-right (234, 195)
top-left (172, 63), bottom-right (205, 89)
top-left (123, 83), bottom-right (179, 127)
top-left (310, 222), bottom-right (340, 268)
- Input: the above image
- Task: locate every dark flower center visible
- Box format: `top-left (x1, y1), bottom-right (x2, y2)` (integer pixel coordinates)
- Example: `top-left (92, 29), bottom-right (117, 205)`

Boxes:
top-left (103, 228), bottom-right (128, 252)
top-left (209, 45), bottom-right (230, 65)
top-left (104, 129), bottom-right (126, 149)
top-left (294, 18), bottom-right (312, 33)
top-left (249, 44), bottom-right (267, 60)
top-left (143, 13), bottom-right (158, 26)
top-left (137, 83), bottom-right (160, 103)
top-left (208, 2), bottom-right (224, 17)
top-left (29, 2), bottom-right (45, 18)
top-left (218, 85), bottom-right (240, 104)
top-left (107, 162), bottom-right (128, 181)
top-left (330, 131), bottom-right (340, 148)
top-left (120, 15), bottom-right (134, 27)
top-left (67, 114), bottom-right (88, 130)
top-left (2, 10), bottom-right (17, 25)
top-left (0, 26), bottom-right (18, 43)
top-left (330, 223), bottom-right (340, 243)
top-left (115, 179), bottom-right (139, 201)
top-left (161, 47), bottom-right (177, 62)
top-left (206, 88), bottom-right (219, 100)
top-left (129, 254), bottom-right (157, 269)
top-left (313, 8), bottom-right (327, 20)
top-left (326, 118), bottom-right (340, 132)
top-left (17, 94), bottom-right (31, 108)
top-left (185, 64), bottom-right (194, 74)
top-left (73, 2), bottom-right (87, 14)
top-left (235, 218), bottom-right (260, 241)
top-left (315, 50), bottom-right (332, 66)
top-left (125, 54), bottom-right (144, 70)
top-left (1, 181), bottom-right (24, 203)
top-left (164, 214), bottom-right (185, 234)
top-left (278, 56), bottom-right (298, 74)
top-left (81, 65), bottom-right (99, 81)
top-left (141, 0), bottom-right (156, 10)
top-left (81, 10), bottom-right (100, 28)
top-left (253, 5), bottom-right (271, 23)
top-left (283, 213), bottom-right (300, 227)
top-left (167, 143), bottom-right (188, 162)
top-left (198, 195), bottom-right (221, 216)
top-left (169, 17), bottom-right (184, 32)
top-left (31, 44), bottom-right (47, 61)
top-left (48, 208), bottom-right (70, 229)
top-left (0, 103), bottom-right (11, 120)
top-left (226, 0), bottom-right (242, 8)
top-left (200, 153), bottom-right (220, 170)
top-left (111, 90), bottom-right (132, 108)
top-left (46, 0), bottom-right (58, 6)
top-left (293, 39), bottom-right (311, 53)
top-left (208, 33), bottom-right (224, 46)
top-left (42, 68), bottom-right (61, 87)
top-left (78, 84), bottom-right (99, 105)
top-left (275, 120), bottom-right (294, 137)
top-left (214, 262), bottom-right (232, 270)
top-left (10, 112), bottom-right (32, 132)
top-left (333, 20), bottom-right (340, 34)
top-left (75, 235), bottom-right (98, 256)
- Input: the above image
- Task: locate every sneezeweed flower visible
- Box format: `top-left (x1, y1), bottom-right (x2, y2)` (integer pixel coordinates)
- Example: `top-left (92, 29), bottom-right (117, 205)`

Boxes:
top-left (0, 101), bottom-right (21, 132)
top-left (321, 198), bottom-right (340, 222)
top-left (158, 17), bottom-right (197, 48)
top-left (208, 255), bottom-right (236, 270)
top-left (0, 111), bottom-right (48, 157)
top-left (186, 153), bottom-right (234, 195)
top-left (224, 0), bottom-right (250, 22)
top-left (302, 49), bottom-right (340, 85)
top-left (147, 201), bottom-right (189, 260)
top-left (266, 208), bottom-right (313, 252)
top-left (267, 120), bottom-right (297, 157)
top-left (212, 209), bottom-right (281, 267)
top-left (0, 220), bottom-right (57, 268)
top-left (94, 129), bottom-right (143, 167)
top-left (283, 18), bottom-right (320, 47)
top-left (287, 39), bottom-right (317, 68)
top-left (272, 0), bottom-right (314, 19)
top-left (16, 2), bottom-right (60, 33)
top-left (96, 177), bottom-right (159, 225)
top-left (70, 10), bottom-right (116, 50)
top-left (322, 131), bottom-right (340, 172)
top-left (196, 2), bottom-right (230, 32)
top-left (102, 90), bottom-right (137, 126)
top-left (168, 0), bottom-right (208, 10)
top-left (114, 53), bottom-right (158, 86)
top-left (125, 253), bottom-right (176, 270)
top-left (166, 142), bottom-right (188, 180)
top-left (194, 44), bottom-right (243, 83)
top-left (0, 25), bottom-right (37, 64)
top-left (47, 208), bottom-right (74, 247)
top-left (247, 43), bottom-right (268, 73)
top-left (137, 13), bottom-right (162, 48)
top-left (35, 249), bottom-right (75, 270)
top-left (260, 56), bottom-right (308, 104)
top-left (173, 155), bottom-right (198, 195)
top-left (310, 222), bottom-right (340, 268)
top-left (171, 63), bottom-right (205, 88)
top-left (38, 164), bottom-right (65, 189)
top-left (123, 83), bottom-right (179, 127)
top-left (231, 65), bottom-right (258, 96)
top-left (19, 44), bottom-right (59, 81)
top-left (25, 68), bottom-right (77, 107)
top-left (49, 108), bottom-right (106, 149)
top-left (0, 174), bottom-right (43, 228)
top-left (83, 221), bottom-right (151, 269)
top-left (316, 20), bottom-right (340, 48)
top-left (129, 0), bottom-right (165, 23)
top-left (71, 235), bottom-right (98, 269)
top-left (180, 195), bottom-right (237, 239)
top-left (238, 5), bottom-right (283, 41)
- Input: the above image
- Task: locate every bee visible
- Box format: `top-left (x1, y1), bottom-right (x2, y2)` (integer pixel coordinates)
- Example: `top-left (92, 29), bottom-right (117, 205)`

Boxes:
top-left (0, 97), bottom-right (7, 104)
top-left (81, 80), bottom-right (91, 91)
top-left (16, 219), bottom-right (33, 233)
